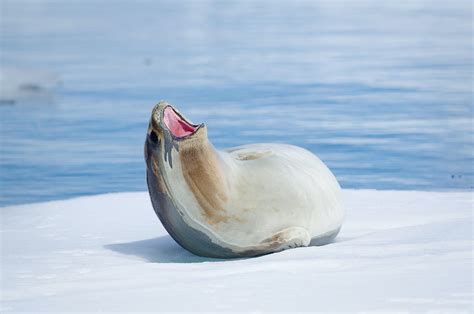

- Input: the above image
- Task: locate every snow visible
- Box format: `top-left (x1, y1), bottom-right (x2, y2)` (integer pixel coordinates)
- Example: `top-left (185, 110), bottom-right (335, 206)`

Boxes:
top-left (1, 190), bottom-right (472, 312)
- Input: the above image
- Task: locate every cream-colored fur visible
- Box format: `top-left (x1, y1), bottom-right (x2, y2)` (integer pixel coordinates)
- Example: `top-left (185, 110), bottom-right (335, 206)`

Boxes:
top-left (160, 125), bottom-right (344, 254)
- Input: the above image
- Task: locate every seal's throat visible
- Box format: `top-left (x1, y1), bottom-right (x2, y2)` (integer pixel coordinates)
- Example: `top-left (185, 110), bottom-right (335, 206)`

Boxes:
top-left (163, 106), bottom-right (197, 138)
top-left (180, 139), bottom-right (230, 225)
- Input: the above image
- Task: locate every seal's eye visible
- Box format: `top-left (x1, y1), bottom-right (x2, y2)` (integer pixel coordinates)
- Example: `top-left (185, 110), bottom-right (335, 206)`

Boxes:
top-left (149, 130), bottom-right (158, 143)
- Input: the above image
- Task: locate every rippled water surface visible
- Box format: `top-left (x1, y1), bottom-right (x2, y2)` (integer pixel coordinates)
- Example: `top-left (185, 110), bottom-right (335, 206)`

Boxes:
top-left (0, 0), bottom-right (472, 206)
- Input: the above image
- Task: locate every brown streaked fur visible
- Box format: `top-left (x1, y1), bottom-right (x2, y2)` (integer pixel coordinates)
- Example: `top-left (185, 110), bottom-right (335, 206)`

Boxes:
top-left (179, 127), bottom-right (229, 224)
top-left (234, 150), bottom-right (273, 161)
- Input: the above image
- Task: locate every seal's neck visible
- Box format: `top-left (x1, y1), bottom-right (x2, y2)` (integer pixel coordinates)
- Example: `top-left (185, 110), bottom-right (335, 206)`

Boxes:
top-left (179, 130), bottom-right (231, 224)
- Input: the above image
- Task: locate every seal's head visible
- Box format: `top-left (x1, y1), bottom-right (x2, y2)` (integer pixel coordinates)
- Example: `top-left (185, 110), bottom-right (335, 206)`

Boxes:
top-left (145, 101), bottom-right (206, 169)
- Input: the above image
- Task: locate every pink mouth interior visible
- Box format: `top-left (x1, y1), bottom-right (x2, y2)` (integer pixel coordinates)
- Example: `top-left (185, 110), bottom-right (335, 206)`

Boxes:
top-left (163, 106), bottom-right (197, 137)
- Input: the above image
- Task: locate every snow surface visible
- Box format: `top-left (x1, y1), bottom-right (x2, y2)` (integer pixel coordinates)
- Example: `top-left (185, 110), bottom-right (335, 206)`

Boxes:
top-left (1, 190), bottom-right (473, 312)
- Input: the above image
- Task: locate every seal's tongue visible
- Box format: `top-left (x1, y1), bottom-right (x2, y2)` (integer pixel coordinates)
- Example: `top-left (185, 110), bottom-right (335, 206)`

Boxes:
top-left (163, 106), bottom-right (197, 137)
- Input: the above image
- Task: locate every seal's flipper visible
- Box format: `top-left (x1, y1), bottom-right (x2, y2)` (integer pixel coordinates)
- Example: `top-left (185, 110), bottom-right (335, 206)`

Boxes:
top-left (260, 226), bottom-right (311, 252)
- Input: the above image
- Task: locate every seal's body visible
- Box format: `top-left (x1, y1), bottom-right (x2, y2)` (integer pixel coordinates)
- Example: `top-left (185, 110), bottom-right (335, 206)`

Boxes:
top-left (145, 101), bottom-right (344, 258)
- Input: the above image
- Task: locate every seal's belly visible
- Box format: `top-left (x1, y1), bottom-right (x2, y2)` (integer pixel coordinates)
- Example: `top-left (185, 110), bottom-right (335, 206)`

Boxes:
top-left (212, 144), bottom-right (343, 246)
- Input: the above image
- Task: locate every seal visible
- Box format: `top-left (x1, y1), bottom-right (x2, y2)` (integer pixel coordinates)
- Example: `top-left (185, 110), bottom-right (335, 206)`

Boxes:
top-left (145, 101), bottom-right (344, 258)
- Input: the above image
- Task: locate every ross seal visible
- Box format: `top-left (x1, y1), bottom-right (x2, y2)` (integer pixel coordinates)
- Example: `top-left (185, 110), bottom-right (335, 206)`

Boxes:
top-left (144, 101), bottom-right (344, 258)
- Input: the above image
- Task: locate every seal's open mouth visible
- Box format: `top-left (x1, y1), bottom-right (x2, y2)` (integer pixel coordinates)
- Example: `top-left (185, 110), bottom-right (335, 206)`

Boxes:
top-left (163, 106), bottom-right (198, 138)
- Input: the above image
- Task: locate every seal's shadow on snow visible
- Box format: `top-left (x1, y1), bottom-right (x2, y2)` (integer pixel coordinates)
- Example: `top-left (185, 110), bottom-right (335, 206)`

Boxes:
top-left (104, 236), bottom-right (224, 263)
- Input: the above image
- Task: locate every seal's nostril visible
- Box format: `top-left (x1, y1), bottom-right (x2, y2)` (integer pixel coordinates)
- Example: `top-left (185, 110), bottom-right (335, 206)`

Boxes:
top-left (149, 130), bottom-right (158, 143)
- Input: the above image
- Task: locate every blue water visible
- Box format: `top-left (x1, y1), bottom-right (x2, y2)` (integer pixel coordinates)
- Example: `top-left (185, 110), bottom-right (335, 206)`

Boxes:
top-left (0, 0), bottom-right (472, 206)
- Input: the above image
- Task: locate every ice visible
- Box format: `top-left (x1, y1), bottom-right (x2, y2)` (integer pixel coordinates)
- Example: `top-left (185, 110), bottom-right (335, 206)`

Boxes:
top-left (1, 189), bottom-right (472, 312)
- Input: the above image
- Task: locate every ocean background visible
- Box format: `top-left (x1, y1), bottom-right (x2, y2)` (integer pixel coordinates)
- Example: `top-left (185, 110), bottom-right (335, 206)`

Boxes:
top-left (0, 0), bottom-right (472, 206)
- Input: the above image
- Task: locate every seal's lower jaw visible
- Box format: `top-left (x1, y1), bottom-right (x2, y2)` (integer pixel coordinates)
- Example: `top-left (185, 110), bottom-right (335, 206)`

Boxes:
top-left (163, 106), bottom-right (198, 138)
